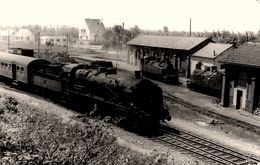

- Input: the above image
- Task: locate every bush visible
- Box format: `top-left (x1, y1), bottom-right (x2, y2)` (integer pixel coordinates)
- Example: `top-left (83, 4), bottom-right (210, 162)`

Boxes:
top-left (0, 95), bottom-right (173, 164)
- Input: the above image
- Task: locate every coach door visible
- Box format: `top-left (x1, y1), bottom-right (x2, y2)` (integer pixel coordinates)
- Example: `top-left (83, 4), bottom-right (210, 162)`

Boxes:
top-left (12, 63), bottom-right (17, 81)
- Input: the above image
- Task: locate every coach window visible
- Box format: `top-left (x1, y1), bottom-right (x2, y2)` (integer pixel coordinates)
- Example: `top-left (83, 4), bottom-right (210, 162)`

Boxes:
top-left (21, 67), bottom-right (24, 72)
top-left (5, 63), bottom-right (7, 70)
top-left (17, 66), bottom-right (20, 71)
top-left (1, 63), bottom-right (4, 69)
top-left (8, 64), bottom-right (11, 70)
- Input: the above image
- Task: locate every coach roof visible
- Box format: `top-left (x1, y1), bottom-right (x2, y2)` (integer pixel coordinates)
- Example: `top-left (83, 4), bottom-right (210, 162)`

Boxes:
top-left (127, 35), bottom-right (212, 51)
top-left (0, 51), bottom-right (49, 66)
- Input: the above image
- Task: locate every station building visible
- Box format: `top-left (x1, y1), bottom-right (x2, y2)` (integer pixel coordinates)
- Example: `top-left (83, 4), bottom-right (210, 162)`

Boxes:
top-left (127, 35), bottom-right (212, 83)
top-left (220, 42), bottom-right (260, 113)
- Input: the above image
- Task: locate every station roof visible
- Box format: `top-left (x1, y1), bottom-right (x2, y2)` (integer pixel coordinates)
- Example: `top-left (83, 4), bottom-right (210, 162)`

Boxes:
top-left (192, 43), bottom-right (233, 59)
top-left (127, 35), bottom-right (211, 51)
top-left (0, 51), bottom-right (49, 67)
top-left (219, 42), bottom-right (260, 68)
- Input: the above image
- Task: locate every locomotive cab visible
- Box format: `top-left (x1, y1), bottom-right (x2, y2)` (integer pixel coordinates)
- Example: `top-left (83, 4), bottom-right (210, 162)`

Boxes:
top-left (131, 79), bottom-right (171, 125)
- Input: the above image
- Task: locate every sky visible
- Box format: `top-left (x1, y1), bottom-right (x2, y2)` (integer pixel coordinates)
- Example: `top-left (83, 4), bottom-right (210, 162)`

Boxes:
top-left (1, 0), bottom-right (260, 33)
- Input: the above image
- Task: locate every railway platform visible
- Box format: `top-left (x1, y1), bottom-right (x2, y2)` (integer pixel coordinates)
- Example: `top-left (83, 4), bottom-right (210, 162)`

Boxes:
top-left (72, 55), bottom-right (260, 131)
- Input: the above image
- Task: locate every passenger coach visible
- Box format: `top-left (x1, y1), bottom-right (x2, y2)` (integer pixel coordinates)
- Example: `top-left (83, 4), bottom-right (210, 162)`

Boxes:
top-left (0, 52), bottom-right (49, 85)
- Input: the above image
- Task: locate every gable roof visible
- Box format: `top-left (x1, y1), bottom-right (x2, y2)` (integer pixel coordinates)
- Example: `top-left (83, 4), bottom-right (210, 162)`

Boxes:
top-left (220, 42), bottom-right (260, 67)
top-left (192, 43), bottom-right (233, 59)
top-left (85, 18), bottom-right (105, 33)
top-left (127, 35), bottom-right (211, 51)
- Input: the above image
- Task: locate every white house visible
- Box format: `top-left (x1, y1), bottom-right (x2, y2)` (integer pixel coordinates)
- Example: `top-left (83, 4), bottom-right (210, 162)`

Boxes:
top-left (191, 43), bottom-right (234, 74)
top-left (41, 35), bottom-right (67, 46)
top-left (78, 18), bottom-right (105, 44)
top-left (0, 29), bottom-right (16, 41)
top-left (14, 29), bottom-right (35, 42)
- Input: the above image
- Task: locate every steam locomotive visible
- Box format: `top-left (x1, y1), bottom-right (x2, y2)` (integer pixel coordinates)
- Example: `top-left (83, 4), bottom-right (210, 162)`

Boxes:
top-left (0, 52), bottom-right (171, 128)
top-left (141, 56), bottom-right (178, 84)
top-left (189, 69), bottom-right (223, 98)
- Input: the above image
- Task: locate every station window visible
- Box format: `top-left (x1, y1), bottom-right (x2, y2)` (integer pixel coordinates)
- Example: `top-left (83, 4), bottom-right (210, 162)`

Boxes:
top-left (56, 39), bottom-right (60, 41)
top-left (17, 66), bottom-right (20, 70)
top-left (63, 39), bottom-right (66, 41)
top-left (21, 67), bottom-right (24, 72)
top-left (235, 72), bottom-right (247, 88)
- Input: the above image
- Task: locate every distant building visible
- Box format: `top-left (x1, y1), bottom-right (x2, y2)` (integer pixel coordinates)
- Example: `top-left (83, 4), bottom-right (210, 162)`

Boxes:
top-left (14, 29), bottom-right (35, 42)
top-left (191, 43), bottom-right (234, 74)
top-left (78, 18), bottom-right (105, 44)
top-left (220, 42), bottom-right (260, 113)
top-left (41, 36), bottom-right (67, 47)
top-left (0, 29), bottom-right (15, 41)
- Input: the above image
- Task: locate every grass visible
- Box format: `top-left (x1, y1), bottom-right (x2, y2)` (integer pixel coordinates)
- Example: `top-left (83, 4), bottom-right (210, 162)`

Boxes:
top-left (0, 92), bottom-right (173, 164)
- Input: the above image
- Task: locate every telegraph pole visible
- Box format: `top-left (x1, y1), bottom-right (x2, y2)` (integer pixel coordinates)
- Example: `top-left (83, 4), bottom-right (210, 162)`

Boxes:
top-left (190, 18), bottom-right (192, 37)
top-left (66, 34), bottom-right (69, 54)
top-left (121, 22), bottom-right (124, 50)
top-left (7, 29), bottom-right (10, 50)
top-left (38, 32), bottom-right (40, 56)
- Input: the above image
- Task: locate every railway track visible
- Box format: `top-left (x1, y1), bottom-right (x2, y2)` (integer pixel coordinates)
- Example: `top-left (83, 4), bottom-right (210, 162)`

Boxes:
top-left (151, 125), bottom-right (260, 165)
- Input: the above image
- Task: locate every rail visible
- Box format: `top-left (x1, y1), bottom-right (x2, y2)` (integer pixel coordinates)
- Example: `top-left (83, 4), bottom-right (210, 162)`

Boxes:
top-left (151, 125), bottom-right (260, 165)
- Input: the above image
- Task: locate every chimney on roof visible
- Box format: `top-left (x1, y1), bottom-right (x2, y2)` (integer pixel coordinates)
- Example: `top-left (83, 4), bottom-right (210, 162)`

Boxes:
top-left (232, 40), bottom-right (238, 48)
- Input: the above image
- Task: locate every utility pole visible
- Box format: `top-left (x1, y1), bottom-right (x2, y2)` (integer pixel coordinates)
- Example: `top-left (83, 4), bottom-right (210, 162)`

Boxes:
top-left (7, 29), bottom-right (10, 50)
top-left (66, 34), bottom-right (69, 54)
top-left (121, 22), bottom-right (124, 50)
top-left (38, 32), bottom-right (40, 56)
top-left (190, 18), bottom-right (192, 37)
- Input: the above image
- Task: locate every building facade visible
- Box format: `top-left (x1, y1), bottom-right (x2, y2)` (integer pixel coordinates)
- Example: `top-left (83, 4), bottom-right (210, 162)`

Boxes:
top-left (41, 36), bottom-right (67, 46)
top-left (0, 29), bottom-right (16, 41)
top-left (78, 18), bottom-right (105, 44)
top-left (191, 43), bottom-right (234, 74)
top-left (220, 42), bottom-right (260, 113)
top-left (14, 29), bottom-right (35, 42)
top-left (127, 35), bottom-right (212, 80)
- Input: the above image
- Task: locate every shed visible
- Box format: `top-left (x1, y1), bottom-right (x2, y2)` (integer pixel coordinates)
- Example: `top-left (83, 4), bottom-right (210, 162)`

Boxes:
top-left (127, 35), bottom-right (212, 80)
top-left (219, 42), bottom-right (260, 113)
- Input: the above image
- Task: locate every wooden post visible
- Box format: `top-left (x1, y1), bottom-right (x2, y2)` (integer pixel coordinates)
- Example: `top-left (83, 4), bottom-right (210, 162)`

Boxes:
top-left (246, 77), bottom-right (256, 113)
top-left (221, 72), bottom-right (230, 107)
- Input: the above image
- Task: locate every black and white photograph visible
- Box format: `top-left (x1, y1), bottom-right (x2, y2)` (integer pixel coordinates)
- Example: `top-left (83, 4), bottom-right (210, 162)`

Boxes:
top-left (0, 0), bottom-right (260, 164)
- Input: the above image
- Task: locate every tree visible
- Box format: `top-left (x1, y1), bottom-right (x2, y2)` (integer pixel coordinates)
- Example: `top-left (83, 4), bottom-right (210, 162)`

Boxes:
top-left (102, 28), bottom-right (114, 50)
top-left (130, 25), bottom-right (141, 38)
top-left (163, 26), bottom-right (169, 36)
